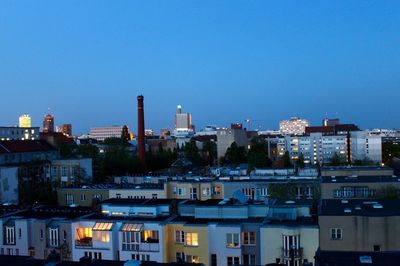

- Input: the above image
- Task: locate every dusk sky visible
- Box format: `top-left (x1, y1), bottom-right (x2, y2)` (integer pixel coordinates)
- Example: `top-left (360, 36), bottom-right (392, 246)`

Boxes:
top-left (1, 1), bottom-right (399, 134)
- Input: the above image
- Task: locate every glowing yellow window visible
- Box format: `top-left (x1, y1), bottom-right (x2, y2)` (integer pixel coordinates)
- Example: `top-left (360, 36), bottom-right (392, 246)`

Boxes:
top-left (185, 232), bottom-right (198, 246)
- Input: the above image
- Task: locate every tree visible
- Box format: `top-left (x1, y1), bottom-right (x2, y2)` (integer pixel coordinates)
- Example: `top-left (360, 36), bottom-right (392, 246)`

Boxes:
top-left (282, 151), bottom-right (292, 168)
top-left (377, 185), bottom-right (399, 199)
top-left (202, 141), bottom-right (217, 166)
top-left (296, 153), bottom-right (305, 168)
top-left (184, 141), bottom-right (202, 166)
top-left (382, 142), bottom-right (400, 166)
top-left (223, 142), bottom-right (247, 165)
top-left (329, 152), bottom-right (342, 166)
top-left (121, 125), bottom-right (131, 143)
top-left (247, 137), bottom-right (271, 169)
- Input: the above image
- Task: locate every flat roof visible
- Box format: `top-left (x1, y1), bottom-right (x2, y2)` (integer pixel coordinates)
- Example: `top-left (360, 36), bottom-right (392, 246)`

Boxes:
top-left (322, 175), bottom-right (400, 183)
top-left (2, 206), bottom-right (92, 219)
top-left (321, 166), bottom-right (393, 171)
top-left (319, 199), bottom-right (400, 216)
top-left (101, 198), bottom-right (179, 206)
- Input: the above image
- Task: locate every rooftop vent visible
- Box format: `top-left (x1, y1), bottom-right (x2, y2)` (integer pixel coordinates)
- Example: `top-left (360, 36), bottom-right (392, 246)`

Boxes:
top-left (359, 255), bottom-right (372, 264)
top-left (344, 208), bottom-right (352, 213)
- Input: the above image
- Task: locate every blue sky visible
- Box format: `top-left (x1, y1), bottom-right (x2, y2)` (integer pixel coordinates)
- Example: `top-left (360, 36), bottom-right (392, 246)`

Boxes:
top-left (1, 1), bottom-right (399, 134)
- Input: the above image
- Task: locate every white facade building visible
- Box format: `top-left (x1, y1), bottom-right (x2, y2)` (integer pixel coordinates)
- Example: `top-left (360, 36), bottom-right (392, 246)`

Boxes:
top-left (274, 131), bottom-right (381, 165)
top-left (89, 126), bottom-right (126, 142)
top-left (279, 117), bottom-right (310, 135)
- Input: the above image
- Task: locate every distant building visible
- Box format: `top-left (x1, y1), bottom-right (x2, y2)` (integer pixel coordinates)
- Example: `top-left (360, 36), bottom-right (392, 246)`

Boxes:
top-left (0, 126), bottom-right (39, 141)
top-left (145, 129), bottom-right (154, 137)
top-left (57, 123), bottom-right (72, 136)
top-left (18, 114), bottom-right (31, 128)
top-left (275, 130), bottom-right (382, 166)
top-left (173, 105), bottom-right (193, 137)
top-left (280, 117), bottom-right (310, 135)
top-left (42, 114), bottom-right (54, 133)
top-left (216, 127), bottom-right (248, 159)
top-left (0, 140), bottom-right (59, 165)
top-left (160, 128), bottom-right (171, 138)
top-left (89, 126), bottom-right (126, 142)
top-left (322, 118), bottom-right (340, 127)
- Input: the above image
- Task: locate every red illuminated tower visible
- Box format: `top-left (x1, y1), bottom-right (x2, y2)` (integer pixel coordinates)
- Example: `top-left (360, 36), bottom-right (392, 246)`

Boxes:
top-left (137, 95), bottom-right (146, 168)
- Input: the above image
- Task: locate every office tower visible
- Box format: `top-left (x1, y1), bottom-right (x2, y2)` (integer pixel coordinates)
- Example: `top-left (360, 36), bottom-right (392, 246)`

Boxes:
top-left (19, 114), bottom-right (31, 128)
top-left (58, 124), bottom-right (72, 136)
top-left (175, 105), bottom-right (192, 130)
top-left (43, 114), bottom-right (55, 133)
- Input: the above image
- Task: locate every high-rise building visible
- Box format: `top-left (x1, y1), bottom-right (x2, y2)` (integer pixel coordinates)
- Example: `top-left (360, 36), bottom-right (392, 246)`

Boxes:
top-left (43, 114), bottom-right (55, 133)
top-left (279, 117), bottom-right (310, 135)
top-left (57, 124), bottom-right (72, 136)
top-left (18, 114), bottom-right (31, 128)
top-left (173, 105), bottom-right (193, 137)
top-left (175, 105), bottom-right (192, 130)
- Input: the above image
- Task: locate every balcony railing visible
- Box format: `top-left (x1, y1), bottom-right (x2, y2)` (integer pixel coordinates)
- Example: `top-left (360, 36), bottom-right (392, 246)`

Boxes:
top-left (283, 247), bottom-right (303, 259)
top-left (140, 242), bottom-right (159, 252)
top-left (75, 237), bottom-right (92, 247)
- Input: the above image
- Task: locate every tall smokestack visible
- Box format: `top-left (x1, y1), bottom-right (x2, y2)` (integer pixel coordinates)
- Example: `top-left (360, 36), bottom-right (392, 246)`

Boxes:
top-left (137, 95), bottom-right (146, 168)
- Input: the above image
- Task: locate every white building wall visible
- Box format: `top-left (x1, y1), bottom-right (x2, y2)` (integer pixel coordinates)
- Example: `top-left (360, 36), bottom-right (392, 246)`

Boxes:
top-left (260, 226), bottom-right (319, 265)
top-left (208, 224), bottom-right (242, 266)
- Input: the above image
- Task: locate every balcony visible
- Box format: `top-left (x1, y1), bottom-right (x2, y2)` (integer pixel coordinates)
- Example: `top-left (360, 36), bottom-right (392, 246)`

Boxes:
top-left (75, 237), bottom-right (92, 248)
top-left (283, 247), bottom-right (303, 259)
top-left (139, 242), bottom-right (160, 252)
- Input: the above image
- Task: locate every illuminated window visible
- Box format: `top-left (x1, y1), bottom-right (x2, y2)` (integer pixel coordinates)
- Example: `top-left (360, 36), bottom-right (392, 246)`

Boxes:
top-left (76, 228), bottom-right (92, 246)
top-left (185, 232), bottom-right (198, 246)
top-left (242, 231), bottom-right (255, 245)
top-left (185, 255), bottom-right (199, 263)
top-left (93, 223), bottom-right (113, 231)
top-left (142, 230), bottom-right (159, 243)
top-left (226, 233), bottom-right (240, 247)
top-left (93, 231), bottom-right (110, 243)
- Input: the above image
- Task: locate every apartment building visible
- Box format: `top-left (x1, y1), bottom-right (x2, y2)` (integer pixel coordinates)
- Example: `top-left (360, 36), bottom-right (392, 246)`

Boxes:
top-left (319, 199), bottom-right (400, 252)
top-left (0, 205), bottom-right (92, 260)
top-left (274, 131), bottom-right (382, 166)
top-left (260, 200), bottom-right (318, 266)
top-left (320, 165), bottom-right (393, 177)
top-left (321, 175), bottom-right (400, 199)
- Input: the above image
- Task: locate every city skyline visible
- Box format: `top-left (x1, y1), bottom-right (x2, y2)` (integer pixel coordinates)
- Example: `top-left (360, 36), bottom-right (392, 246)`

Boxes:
top-left (1, 1), bottom-right (400, 134)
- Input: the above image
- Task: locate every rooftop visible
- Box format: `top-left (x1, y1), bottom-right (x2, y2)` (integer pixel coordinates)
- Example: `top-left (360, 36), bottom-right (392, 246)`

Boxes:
top-left (322, 175), bottom-right (400, 183)
top-left (319, 199), bottom-right (400, 216)
top-left (0, 140), bottom-right (57, 154)
top-left (321, 166), bottom-right (393, 171)
top-left (101, 198), bottom-right (178, 206)
top-left (315, 250), bottom-right (400, 266)
top-left (2, 205), bottom-right (92, 219)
